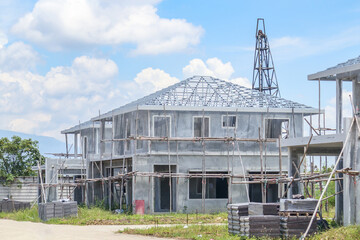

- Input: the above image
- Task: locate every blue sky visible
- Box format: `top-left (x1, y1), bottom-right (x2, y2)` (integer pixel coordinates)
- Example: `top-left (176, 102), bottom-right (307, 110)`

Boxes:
top-left (0, 0), bottom-right (358, 141)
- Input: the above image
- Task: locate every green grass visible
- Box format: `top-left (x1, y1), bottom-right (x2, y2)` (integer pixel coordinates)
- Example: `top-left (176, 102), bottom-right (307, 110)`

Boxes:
top-left (310, 225), bottom-right (360, 240)
top-left (0, 206), bottom-right (41, 222)
top-left (0, 206), bottom-right (227, 225)
top-left (120, 224), bottom-right (360, 240)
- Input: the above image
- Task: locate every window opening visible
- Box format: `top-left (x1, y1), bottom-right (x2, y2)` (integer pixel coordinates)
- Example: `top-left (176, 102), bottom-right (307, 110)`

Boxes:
top-left (189, 171), bottom-right (228, 199)
top-left (194, 117), bottom-right (209, 137)
top-left (222, 115), bottom-right (236, 128)
top-left (265, 119), bottom-right (289, 139)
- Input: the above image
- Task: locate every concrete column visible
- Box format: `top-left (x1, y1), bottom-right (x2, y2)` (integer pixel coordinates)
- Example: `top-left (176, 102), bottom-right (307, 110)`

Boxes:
top-left (74, 133), bottom-right (78, 158)
top-left (336, 79), bottom-right (343, 133)
top-left (100, 120), bottom-right (105, 157)
top-left (354, 76), bottom-right (360, 114)
top-left (335, 78), bottom-right (344, 224)
top-left (287, 148), bottom-right (300, 198)
top-left (343, 118), bottom-right (357, 226)
top-left (352, 77), bottom-right (360, 224)
top-left (352, 78), bottom-right (360, 225)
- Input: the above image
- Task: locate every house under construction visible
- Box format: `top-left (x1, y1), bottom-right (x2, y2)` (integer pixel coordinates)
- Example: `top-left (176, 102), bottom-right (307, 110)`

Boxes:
top-left (282, 56), bottom-right (360, 226)
top-left (61, 76), bottom-right (318, 213)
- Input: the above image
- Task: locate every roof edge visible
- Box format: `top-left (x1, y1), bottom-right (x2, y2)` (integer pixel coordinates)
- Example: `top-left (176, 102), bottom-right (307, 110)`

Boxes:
top-left (92, 105), bottom-right (322, 121)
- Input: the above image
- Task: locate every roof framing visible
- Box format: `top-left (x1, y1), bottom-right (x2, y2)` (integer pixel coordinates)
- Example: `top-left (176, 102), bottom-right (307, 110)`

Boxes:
top-left (93, 76), bottom-right (318, 121)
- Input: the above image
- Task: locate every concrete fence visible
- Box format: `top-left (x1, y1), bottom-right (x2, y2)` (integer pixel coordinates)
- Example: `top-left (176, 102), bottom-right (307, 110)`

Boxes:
top-left (0, 177), bottom-right (38, 203)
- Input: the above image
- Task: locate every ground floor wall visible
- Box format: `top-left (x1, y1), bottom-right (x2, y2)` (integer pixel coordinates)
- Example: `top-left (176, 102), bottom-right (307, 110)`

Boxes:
top-left (86, 152), bottom-right (287, 213)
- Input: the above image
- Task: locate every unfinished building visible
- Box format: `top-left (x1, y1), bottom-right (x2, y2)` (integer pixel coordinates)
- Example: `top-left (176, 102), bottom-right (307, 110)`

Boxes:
top-left (282, 56), bottom-right (360, 226)
top-left (62, 75), bottom-right (318, 213)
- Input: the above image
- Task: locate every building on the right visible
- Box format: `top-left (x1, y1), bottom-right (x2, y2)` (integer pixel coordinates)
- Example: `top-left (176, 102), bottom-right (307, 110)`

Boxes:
top-left (281, 56), bottom-right (360, 226)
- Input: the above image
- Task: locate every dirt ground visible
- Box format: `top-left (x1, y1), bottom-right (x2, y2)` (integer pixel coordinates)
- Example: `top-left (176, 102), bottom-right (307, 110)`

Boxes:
top-left (0, 219), bottom-right (174, 240)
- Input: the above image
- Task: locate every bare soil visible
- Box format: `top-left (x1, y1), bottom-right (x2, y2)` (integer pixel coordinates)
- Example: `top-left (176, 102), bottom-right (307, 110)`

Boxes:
top-left (0, 219), bottom-right (173, 240)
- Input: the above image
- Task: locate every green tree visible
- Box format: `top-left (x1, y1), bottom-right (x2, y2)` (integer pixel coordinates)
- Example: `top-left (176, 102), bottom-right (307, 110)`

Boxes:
top-left (0, 136), bottom-right (44, 184)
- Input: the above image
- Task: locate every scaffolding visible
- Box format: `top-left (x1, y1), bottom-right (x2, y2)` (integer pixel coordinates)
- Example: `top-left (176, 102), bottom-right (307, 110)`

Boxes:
top-left (29, 75), bottom-right (350, 219)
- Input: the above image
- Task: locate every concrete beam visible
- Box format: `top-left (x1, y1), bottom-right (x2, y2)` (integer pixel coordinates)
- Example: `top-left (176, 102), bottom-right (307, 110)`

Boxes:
top-left (280, 134), bottom-right (344, 148)
top-left (308, 63), bottom-right (360, 81)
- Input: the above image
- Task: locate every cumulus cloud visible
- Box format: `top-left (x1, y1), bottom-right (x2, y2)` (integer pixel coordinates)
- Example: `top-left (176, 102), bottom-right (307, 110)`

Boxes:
top-left (0, 41), bottom-right (39, 71)
top-left (44, 56), bottom-right (118, 96)
top-left (182, 57), bottom-right (251, 88)
top-left (11, 0), bottom-right (203, 54)
top-left (134, 67), bottom-right (179, 94)
top-left (0, 39), bottom-right (120, 140)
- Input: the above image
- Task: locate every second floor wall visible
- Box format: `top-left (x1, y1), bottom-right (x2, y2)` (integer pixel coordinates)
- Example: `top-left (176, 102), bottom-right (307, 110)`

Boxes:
top-left (81, 109), bottom-right (305, 159)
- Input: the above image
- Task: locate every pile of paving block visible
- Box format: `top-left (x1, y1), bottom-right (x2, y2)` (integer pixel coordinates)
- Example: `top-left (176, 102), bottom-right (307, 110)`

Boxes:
top-left (279, 198), bottom-right (318, 238)
top-left (0, 199), bottom-right (30, 212)
top-left (228, 202), bottom-right (281, 238)
top-left (38, 200), bottom-right (78, 221)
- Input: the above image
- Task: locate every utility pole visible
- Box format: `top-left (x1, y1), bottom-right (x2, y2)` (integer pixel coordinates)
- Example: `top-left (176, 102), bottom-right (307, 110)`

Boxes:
top-left (252, 18), bottom-right (280, 97)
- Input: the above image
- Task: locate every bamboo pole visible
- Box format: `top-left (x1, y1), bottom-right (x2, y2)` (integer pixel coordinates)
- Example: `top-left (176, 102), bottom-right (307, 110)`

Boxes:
top-left (259, 128), bottom-right (265, 203)
top-left (38, 161), bottom-right (46, 203)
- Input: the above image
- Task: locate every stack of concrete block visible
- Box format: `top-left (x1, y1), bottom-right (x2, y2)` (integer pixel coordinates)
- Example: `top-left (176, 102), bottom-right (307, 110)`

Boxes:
top-left (279, 199), bottom-right (318, 238)
top-left (38, 201), bottom-right (77, 221)
top-left (228, 202), bottom-right (280, 238)
top-left (0, 199), bottom-right (30, 212)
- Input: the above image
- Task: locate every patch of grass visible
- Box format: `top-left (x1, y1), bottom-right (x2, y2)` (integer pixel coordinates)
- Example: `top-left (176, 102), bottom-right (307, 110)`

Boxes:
top-left (0, 206), bottom-right (41, 222)
top-left (120, 224), bottom-right (274, 240)
top-left (310, 225), bottom-right (360, 240)
top-left (0, 206), bottom-right (227, 225)
top-left (121, 224), bottom-right (360, 240)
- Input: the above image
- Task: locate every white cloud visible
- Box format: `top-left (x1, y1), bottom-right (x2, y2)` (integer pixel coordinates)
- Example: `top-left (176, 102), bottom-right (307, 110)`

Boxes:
top-left (205, 58), bottom-right (234, 79)
top-left (227, 77), bottom-right (252, 88)
top-left (11, 0), bottom-right (203, 55)
top-left (44, 56), bottom-right (118, 96)
top-left (0, 44), bottom-right (120, 140)
top-left (134, 67), bottom-right (179, 94)
top-left (182, 57), bottom-right (251, 88)
top-left (9, 119), bottom-right (38, 134)
top-left (324, 90), bottom-right (353, 130)
top-left (269, 26), bottom-right (360, 60)
top-left (8, 113), bottom-right (52, 134)
top-left (0, 41), bottom-right (39, 71)
top-left (0, 31), bottom-right (7, 48)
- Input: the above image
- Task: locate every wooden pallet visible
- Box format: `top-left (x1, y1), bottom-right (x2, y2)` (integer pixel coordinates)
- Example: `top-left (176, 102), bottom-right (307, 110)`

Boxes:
top-left (279, 211), bottom-right (316, 217)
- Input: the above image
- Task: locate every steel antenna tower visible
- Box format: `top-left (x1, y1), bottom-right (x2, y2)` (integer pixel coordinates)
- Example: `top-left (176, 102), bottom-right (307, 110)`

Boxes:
top-left (252, 18), bottom-right (280, 97)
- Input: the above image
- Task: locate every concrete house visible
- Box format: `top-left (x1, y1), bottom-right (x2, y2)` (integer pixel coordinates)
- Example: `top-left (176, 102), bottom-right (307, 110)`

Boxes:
top-left (62, 76), bottom-right (318, 213)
